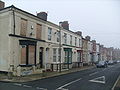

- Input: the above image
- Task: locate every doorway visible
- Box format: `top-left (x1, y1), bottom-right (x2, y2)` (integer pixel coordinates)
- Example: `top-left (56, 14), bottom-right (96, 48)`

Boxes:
top-left (64, 48), bottom-right (72, 69)
top-left (39, 47), bottom-right (43, 68)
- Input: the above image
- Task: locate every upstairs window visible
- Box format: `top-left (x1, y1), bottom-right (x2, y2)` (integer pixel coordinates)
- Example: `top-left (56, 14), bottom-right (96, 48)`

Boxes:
top-left (70, 35), bottom-right (72, 45)
top-left (36, 24), bottom-right (42, 39)
top-left (57, 31), bottom-right (60, 42)
top-left (20, 18), bottom-right (27, 36)
top-left (48, 27), bottom-right (52, 40)
top-left (64, 33), bottom-right (67, 44)
top-left (75, 37), bottom-right (77, 46)
top-left (79, 39), bottom-right (81, 47)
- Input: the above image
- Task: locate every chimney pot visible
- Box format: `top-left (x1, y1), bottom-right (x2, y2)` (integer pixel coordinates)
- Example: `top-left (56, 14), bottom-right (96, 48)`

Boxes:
top-left (0, 1), bottom-right (5, 9)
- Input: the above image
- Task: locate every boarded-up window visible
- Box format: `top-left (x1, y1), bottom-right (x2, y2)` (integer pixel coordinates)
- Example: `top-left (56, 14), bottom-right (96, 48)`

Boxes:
top-left (21, 45), bottom-right (26, 64)
top-left (36, 24), bottom-right (42, 39)
top-left (20, 18), bottom-right (27, 36)
top-left (28, 45), bottom-right (35, 64)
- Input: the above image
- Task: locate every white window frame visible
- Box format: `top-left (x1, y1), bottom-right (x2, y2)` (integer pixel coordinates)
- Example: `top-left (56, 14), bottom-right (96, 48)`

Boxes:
top-left (48, 27), bottom-right (52, 40)
top-left (77, 52), bottom-right (81, 62)
top-left (53, 48), bottom-right (57, 62)
top-left (64, 33), bottom-right (67, 44)
top-left (57, 31), bottom-right (60, 42)
top-left (79, 39), bottom-right (81, 47)
top-left (70, 35), bottom-right (72, 45)
top-left (53, 48), bottom-right (61, 63)
top-left (75, 37), bottom-right (77, 46)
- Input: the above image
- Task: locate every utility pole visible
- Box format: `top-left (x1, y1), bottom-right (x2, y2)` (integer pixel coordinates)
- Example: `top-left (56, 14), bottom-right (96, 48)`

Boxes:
top-left (59, 22), bottom-right (62, 73)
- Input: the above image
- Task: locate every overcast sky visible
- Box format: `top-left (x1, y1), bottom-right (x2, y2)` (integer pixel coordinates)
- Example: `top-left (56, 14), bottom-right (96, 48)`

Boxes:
top-left (2, 0), bottom-right (120, 48)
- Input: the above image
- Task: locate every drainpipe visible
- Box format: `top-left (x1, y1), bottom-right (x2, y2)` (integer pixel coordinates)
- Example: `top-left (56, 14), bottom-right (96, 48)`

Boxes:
top-left (13, 8), bottom-right (15, 35)
top-left (59, 22), bottom-right (62, 73)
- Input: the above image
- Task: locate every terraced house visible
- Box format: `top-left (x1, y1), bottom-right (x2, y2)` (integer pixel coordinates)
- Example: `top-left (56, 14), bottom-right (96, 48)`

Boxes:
top-left (0, 1), bottom-right (83, 76)
top-left (0, 1), bottom-right (118, 76)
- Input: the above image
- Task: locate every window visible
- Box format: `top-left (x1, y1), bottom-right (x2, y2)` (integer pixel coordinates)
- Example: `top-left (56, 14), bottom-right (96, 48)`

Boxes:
top-left (79, 39), bottom-right (81, 47)
top-left (53, 48), bottom-right (61, 62)
top-left (20, 40), bottom-right (36, 65)
top-left (57, 31), bottom-right (60, 42)
top-left (64, 33), bottom-right (67, 44)
top-left (64, 50), bottom-right (72, 63)
top-left (77, 52), bottom-right (81, 62)
top-left (64, 51), bottom-right (68, 63)
top-left (21, 45), bottom-right (26, 65)
top-left (69, 51), bottom-right (72, 63)
top-left (20, 18), bottom-right (27, 36)
top-left (36, 24), bottom-right (42, 39)
top-left (70, 35), bottom-right (72, 45)
top-left (21, 45), bottom-right (35, 65)
top-left (48, 27), bottom-right (52, 40)
top-left (58, 48), bottom-right (61, 62)
top-left (75, 37), bottom-right (77, 46)
top-left (28, 45), bottom-right (35, 64)
top-left (53, 48), bottom-right (57, 62)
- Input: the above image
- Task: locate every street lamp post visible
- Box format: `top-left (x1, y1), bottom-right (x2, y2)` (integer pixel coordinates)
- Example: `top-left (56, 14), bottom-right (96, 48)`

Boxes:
top-left (59, 22), bottom-right (62, 73)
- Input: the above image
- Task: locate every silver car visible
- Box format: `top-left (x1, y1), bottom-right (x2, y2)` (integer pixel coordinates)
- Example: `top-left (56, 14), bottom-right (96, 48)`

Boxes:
top-left (96, 61), bottom-right (108, 68)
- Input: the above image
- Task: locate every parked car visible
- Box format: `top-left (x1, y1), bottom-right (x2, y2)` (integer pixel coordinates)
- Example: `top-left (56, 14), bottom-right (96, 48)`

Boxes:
top-left (117, 60), bottom-right (120, 63)
top-left (108, 60), bottom-right (114, 65)
top-left (113, 60), bottom-right (117, 64)
top-left (96, 61), bottom-right (108, 68)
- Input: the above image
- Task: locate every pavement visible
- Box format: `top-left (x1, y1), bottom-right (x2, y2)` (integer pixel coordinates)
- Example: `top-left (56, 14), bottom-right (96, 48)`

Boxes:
top-left (0, 64), bottom-right (120, 90)
top-left (0, 65), bottom-right (94, 82)
top-left (113, 75), bottom-right (120, 90)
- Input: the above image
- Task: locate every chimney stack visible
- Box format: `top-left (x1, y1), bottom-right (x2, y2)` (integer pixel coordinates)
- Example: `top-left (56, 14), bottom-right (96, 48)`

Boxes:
top-left (92, 40), bottom-right (96, 43)
top-left (37, 12), bottom-right (48, 21)
top-left (61, 21), bottom-right (69, 30)
top-left (75, 31), bottom-right (82, 36)
top-left (0, 1), bottom-right (5, 9)
top-left (85, 36), bottom-right (91, 41)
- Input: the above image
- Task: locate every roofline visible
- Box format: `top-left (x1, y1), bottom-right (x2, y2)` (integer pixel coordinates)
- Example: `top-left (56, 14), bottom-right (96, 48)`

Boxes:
top-left (0, 5), bottom-right (83, 37)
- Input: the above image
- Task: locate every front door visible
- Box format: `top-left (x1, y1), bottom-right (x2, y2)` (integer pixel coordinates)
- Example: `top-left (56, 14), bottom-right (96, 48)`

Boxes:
top-left (45, 48), bottom-right (49, 69)
top-left (64, 48), bottom-right (72, 69)
top-left (77, 52), bottom-right (81, 62)
top-left (39, 47), bottom-right (43, 68)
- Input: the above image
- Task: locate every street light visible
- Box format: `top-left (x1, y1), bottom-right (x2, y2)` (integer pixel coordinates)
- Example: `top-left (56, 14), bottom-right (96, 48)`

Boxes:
top-left (59, 22), bottom-right (62, 73)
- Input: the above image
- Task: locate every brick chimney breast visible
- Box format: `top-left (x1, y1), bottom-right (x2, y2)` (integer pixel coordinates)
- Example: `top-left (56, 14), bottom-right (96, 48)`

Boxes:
top-left (61, 21), bottom-right (69, 30)
top-left (37, 12), bottom-right (48, 21)
top-left (0, 1), bottom-right (5, 9)
top-left (85, 36), bottom-right (91, 41)
top-left (75, 31), bottom-right (82, 36)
